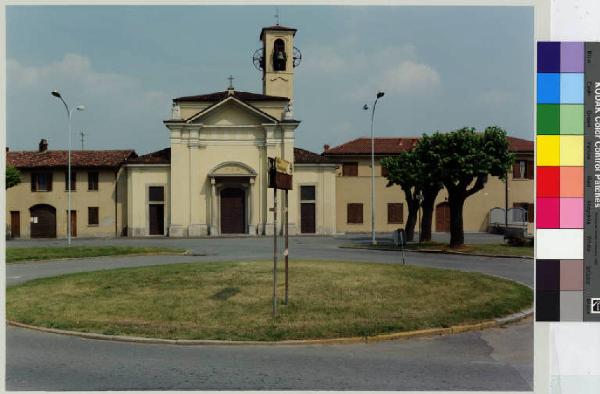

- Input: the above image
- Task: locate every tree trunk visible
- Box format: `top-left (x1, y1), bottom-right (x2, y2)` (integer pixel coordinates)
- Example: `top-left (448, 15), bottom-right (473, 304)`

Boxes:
top-left (401, 187), bottom-right (419, 242)
top-left (448, 193), bottom-right (466, 248)
top-left (405, 199), bottom-right (418, 242)
top-left (419, 189), bottom-right (439, 242)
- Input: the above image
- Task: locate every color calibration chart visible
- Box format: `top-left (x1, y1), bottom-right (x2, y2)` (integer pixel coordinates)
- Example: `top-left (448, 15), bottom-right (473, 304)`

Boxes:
top-left (536, 42), bottom-right (600, 322)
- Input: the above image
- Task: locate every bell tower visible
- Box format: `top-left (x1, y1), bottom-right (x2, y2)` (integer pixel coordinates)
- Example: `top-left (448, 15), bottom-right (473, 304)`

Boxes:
top-left (258, 25), bottom-right (299, 100)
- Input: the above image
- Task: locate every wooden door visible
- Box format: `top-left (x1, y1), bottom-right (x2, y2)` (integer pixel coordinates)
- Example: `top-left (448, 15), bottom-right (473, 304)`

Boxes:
top-left (30, 204), bottom-right (57, 238)
top-left (149, 204), bottom-right (164, 235)
top-left (435, 202), bottom-right (450, 232)
top-left (10, 211), bottom-right (20, 238)
top-left (220, 188), bottom-right (245, 234)
top-left (301, 203), bottom-right (316, 233)
top-left (69, 211), bottom-right (77, 237)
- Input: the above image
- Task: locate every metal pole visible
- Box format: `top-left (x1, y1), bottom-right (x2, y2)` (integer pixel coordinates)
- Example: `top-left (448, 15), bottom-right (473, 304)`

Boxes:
top-left (370, 99), bottom-right (378, 246)
top-left (273, 188), bottom-right (278, 318)
top-left (68, 109), bottom-right (72, 246)
top-left (284, 189), bottom-right (289, 305)
top-left (505, 172), bottom-right (508, 231)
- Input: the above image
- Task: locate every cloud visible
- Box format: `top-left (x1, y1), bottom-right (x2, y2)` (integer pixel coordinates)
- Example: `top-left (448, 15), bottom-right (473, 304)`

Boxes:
top-left (7, 54), bottom-right (171, 152)
top-left (299, 43), bottom-right (441, 100)
top-left (480, 89), bottom-right (515, 105)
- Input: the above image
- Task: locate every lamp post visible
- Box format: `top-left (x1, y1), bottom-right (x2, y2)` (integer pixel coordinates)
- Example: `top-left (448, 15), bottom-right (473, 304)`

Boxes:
top-left (51, 90), bottom-right (85, 246)
top-left (363, 91), bottom-right (384, 245)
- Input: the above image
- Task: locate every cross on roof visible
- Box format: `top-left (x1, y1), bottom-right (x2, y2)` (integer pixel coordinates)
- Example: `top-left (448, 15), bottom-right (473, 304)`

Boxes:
top-left (227, 75), bottom-right (235, 89)
top-left (275, 7), bottom-right (280, 25)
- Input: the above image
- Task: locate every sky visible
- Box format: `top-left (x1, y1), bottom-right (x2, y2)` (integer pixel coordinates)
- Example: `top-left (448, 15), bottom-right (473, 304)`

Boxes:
top-left (6, 5), bottom-right (534, 155)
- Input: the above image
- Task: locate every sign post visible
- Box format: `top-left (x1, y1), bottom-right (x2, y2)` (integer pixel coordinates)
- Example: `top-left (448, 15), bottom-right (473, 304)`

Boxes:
top-left (268, 157), bottom-right (293, 317)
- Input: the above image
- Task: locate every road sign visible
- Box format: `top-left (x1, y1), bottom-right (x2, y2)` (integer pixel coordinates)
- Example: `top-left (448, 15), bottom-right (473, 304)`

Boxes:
top-left (269, 157), bottom-right (293, 190)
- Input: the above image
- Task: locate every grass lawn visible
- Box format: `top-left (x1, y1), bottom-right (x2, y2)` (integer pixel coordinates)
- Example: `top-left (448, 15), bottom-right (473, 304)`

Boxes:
top-left (6, 260), bottom-right (533, 341)
top-left (344, 242), bottom-right (533, 257)
top-left (6, 246), bottom-right (186, 263)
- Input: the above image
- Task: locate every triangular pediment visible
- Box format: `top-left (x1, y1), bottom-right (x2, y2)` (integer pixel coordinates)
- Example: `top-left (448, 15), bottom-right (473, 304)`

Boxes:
top-left (186, 96), bottom-right (278, 126)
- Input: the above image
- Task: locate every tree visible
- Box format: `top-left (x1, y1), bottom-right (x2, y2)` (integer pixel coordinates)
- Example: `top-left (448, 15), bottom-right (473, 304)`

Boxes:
top-left (6, 165), bottom-right (21, 189)
top-left (381, 152), bottom-right (420, 242)
top-left (412, 135), bottom-right (444, 242)
top-left (426, 127), bottom-right (514, 247)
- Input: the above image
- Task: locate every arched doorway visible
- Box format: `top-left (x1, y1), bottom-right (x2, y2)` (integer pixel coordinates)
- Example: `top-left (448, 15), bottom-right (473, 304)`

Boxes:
top-left (435, 202), bottom-right (451, 233)
top-left (30, 204), bottom-right (57, 238)
top-left (220, 188), bottom-right (246, 234)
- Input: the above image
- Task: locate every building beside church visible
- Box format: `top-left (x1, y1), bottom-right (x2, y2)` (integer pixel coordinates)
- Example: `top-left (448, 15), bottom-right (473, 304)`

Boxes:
top-left (5, 23), bottom-right (534, 239)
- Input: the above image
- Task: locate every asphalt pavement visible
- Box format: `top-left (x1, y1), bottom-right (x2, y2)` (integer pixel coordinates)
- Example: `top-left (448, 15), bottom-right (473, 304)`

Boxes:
top-left (5, 234), bottom-right (533, 390)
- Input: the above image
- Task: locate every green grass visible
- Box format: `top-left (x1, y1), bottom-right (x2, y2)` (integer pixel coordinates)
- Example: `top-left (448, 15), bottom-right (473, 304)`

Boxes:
top-left (344, 242), bottom-right (533, 257)
top-left (6, 246), bottom-right (186, 263)
top-left (6, 260), bottom-right (533, 341)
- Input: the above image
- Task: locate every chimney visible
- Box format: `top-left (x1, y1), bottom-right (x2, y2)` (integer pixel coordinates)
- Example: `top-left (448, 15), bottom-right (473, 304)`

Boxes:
top-left (323, 144), bottom-right (330, 152)
top-left (5, 147), bottom-right (9, 152)
top-left (39, 139), bottom-right (48, 152)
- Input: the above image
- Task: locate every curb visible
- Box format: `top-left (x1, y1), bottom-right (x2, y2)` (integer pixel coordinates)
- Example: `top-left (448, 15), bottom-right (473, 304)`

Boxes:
top-left (339, 245), bottom-right (533, 259)
top-left (6, 251), bottom-right (189, 265)
top-left (7, 307), bottom-right (532, 346)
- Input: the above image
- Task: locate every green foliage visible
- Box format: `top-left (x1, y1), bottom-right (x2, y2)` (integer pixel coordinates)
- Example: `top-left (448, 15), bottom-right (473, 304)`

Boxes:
top-left (381, 151), bottom-right (419, 189)
top-left (424, 127), bottom-right (514, 190)
top-left (5, 165), bottom-right (22, 189)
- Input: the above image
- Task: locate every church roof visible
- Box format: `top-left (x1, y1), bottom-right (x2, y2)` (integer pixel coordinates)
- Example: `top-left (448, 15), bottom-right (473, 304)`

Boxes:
top-left (174, 90), bottom-right (289, 103)
top-left (124, 147), bottom-right (334, 165)
top-left (294, 148), bottom-right (337, 164)
top-left (7, 149), bottom-right (136, 169)
top-left (323, 136), bottom-right (533, 156)
top-left (127, 147), bottom-right (171, 165)
top-left (260, 25), bottom-right (297, 39)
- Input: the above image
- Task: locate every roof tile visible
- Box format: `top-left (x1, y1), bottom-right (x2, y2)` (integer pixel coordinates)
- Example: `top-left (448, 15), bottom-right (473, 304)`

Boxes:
top-left (7, 150), bottom-right (136, 169)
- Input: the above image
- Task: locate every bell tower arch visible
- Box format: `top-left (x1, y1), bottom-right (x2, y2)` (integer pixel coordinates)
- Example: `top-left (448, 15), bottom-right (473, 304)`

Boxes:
top-left (260, 25), bottom-right (298, 100)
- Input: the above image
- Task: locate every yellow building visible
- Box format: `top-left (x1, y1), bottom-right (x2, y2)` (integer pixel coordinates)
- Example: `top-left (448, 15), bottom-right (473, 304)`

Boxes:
top-left (322, 136), bottom-right (534, 234)
top-left (6, 139), bottom-right (133, 238)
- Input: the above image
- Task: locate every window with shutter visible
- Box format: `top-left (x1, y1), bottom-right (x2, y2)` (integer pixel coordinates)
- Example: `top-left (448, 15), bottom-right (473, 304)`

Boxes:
top-left (65, 171), bottom-right (76, 191)
top-left (526, 160), bottom-right (534, 179)
top-left (387, 203), bottom-right (404, 224)
top-left (31, 172), bottom-right (52, 192)
top-left (88, 171), bottom-right (99, 191)
top-left (88, 207), bottom-right (99, 226)
top-left (381, 165), bottom-right (389, 177)
top-left (347, 203), bottom-right (363, 224)
top-left (342, 162), bottom-right (358, 176)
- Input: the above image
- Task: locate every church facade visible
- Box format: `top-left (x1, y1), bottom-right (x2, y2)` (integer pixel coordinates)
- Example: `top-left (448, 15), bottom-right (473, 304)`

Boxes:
top-left (125, 24), bottom-right (338, 237)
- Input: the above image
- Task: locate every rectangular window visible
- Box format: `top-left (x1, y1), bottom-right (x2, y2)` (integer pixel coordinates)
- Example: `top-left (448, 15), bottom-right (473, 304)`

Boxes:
top-left (148, 186), bottom-right (165, 202)
top-left (387, 203), bottom-right (404, 224)
top-left (300, 185), bottom-right (316, 201)
top-left (342, 162), bottom-right (358, 176)
top-left (347, 203), bottom-right (363, 224)
top-left (88, 171), bottom-right (99, 191)
top-left (513, 160), bottom-right (534, 180)
top-left (31, 172), bottom-right (52, 192)
top-left (88, 207), bottom-right (99, 226)
top-left (64, 171), bottom-right (76, 191)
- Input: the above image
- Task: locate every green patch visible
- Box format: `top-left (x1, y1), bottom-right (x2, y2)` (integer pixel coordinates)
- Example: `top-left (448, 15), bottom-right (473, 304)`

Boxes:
top-left (5, 246), bottom-right (186, 263)
top-left (6, 260), bottom-right (532, 341)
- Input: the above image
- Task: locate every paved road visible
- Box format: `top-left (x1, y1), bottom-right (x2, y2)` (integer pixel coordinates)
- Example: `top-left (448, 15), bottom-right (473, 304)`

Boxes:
top-left (6, 235), bottom-right (533, 390)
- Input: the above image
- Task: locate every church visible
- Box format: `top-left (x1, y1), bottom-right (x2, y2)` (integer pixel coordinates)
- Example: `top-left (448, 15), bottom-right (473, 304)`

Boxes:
top-left (125, 24), bottom-right (338, 237)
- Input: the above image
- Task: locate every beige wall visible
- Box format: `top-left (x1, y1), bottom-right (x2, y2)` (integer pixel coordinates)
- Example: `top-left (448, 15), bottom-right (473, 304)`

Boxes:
top-left (126, 165), bottom-right (170, 236)
top-left (294, 165), bottom-right (337, 234)
top-left (6, 167), bottom-right (126, 238)
top-left (334, 156), bottom-right (534, 234)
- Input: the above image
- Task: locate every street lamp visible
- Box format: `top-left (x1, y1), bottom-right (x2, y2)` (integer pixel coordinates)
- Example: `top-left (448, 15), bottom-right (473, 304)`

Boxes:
top-left (52, 90), bottom-right (85, 246)
top-left (363, 91), bottom-right (385, 246)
